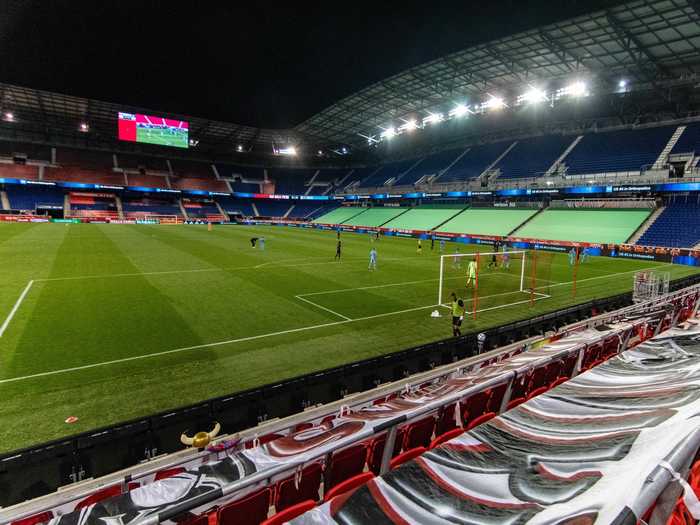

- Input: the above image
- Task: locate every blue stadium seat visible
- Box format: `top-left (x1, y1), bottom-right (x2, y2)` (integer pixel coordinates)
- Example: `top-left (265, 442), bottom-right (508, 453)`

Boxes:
top-left (495, 135), bottom-right (571, 179)
top-left (671, 122), bottom-right (700, 154)
top-left (438, 141), bottom-right (514, 182)
top-left (565, 126), bottom-right (675, 175)
top-left (398, 148), bottom-right (467, 185)
top-left (637, 200), bottom-right (700, 248)
top-left (5, 185), bottom-right (65, 211)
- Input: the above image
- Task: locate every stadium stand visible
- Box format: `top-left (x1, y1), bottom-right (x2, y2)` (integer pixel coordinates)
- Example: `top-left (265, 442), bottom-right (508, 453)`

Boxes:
top-left (0, 163), bottom-right (39, 180)
top-left (182, 199), bottom-right (222, 219)
top-left (170, 176), bottom-right (229, 193)
top-left (494, 135), bottom-right (572, 179)
top-left (382, 205), bottom-right (466, 231)
top-left (216, 196), bottom-right (256, 216)
top-left (637, 199), bottom-right (700, 248)
top-left (341, 207), bottom-right (406, 227)
top-left (397, 148), bottom-right (467, 186)
top-left (437, 142), bottom-right (512, 182)
top-left (287, 202), bottom-right (336, 219)
top-left (117, 153), bottom-right (169, 172)
top-left (125, 173), bottom-right (169, 189)
top-left (268, 168), bottom-right (316, 195)
top-left (671, 121), bottom-right (700, 154)
top-left (436, 207), bottom-right (538, 236)
top-left (5, 184), bottom-right (64, 212)
top-left (514, 208), bottom-right (651, 243)
top-left (564, 126), bottom-right (676, 175)
top-left (169, 159), bottom-right (213, 178)
top-left (340, 167), bottom-right (375, 190)
top-left (215, 163), bottom-right (265, 180)
top-left (255, 200), bottom-right (293, 217)
top-left (43, 167), bottom-right (126, 187)
top-left (361, 158), bottom-right (422, 187)
top-left (122, 197), bottom-right (182, 218)
top-left (56, 147), bottom-right (114, 170)
top-left (312, 206), bottom-right (367, 224)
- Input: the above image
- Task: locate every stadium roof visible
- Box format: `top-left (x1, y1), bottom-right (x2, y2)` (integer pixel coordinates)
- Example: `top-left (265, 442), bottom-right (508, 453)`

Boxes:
top-left (1, 0), bottom-right (699, 158)
top-left (295, 0), bottom-right (700, 148)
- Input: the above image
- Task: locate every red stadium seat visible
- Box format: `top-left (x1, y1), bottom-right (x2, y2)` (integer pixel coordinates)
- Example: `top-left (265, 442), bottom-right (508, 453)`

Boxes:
top-left (506, 397), bottom-right (526, 411)
top-left (435, 403), bottom-right (459, 435)
top-left (323, 472), bottom-right (374, 502)
top-left (325, 444), bottom-right (368, 490)
top-left (562, 352), bottom-right (579, 377)
top-left (550, 377), bottom-right (569, 388)
top-left (262, 500), bottom-right (316, 525)
top-left (466, 411), bottom-right (495, 431)
top-left (12, 511), bottom-right (53, 525)
top-left (367, 429), bottom-right (405, 474)
top-left (462, 390), bottom-right (490, 424)
top-left (154, 467), bottom-right (186, 480)
top-left (390, 447), bottom-right (426, 470)
top-left (181, 514), bottom-right (209, 525)
top-left (528, 366), bottom-right (548, 391)
top-left (527, 386), bottom-right (549, 400)
top-left (274, 462), bottom-right (323, 511)
top-left (486, 383), bottom-right (509, 413)
top-left (429, 428), bottom-right (464, 450)
top-left (218, 487), bottom-right (271, 525)
top-left (510, 372), bottom-right (531, 400)
top-left (403, 416), bottom-right (435, 450)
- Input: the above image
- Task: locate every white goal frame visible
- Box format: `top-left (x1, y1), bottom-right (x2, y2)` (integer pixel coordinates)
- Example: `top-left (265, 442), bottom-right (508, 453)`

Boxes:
top-left (438, 250), bottom-right (527, 306)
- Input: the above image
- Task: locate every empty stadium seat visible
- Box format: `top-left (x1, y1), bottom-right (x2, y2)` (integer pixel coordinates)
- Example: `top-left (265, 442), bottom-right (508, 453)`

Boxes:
top-left (486, 383), bottom-right (509, 413)
top-left (218, 487), bottom-right (271, 525)
top-left (429, 428), bottom-right (465, 450)
top-left (324, 444), bottom-right (368, 490)
top-left (638, 201), bottom-right (700, 248)
top-left (390, 447), bottom-right (426, 470)
top-left (262, 500), bottom-right (316, 525)
top-left (462, 390), bottom-right (491, 424)
top-left (506, 397), bottom-right (526, 411)
top-left (402, 416), bottom-right (435, 450)
top-left (367, 429), bottom-right (404, 474)
top-left (435, 403), bottom-right (459, 435)
top-left (465, 412), bottom-right (496, 431)
top-left (274, 462), bottom-right (322, 511)
top-left (527, 386), bottom-right (548, 400)
top-left (323, 472), bottom-right (374, 502)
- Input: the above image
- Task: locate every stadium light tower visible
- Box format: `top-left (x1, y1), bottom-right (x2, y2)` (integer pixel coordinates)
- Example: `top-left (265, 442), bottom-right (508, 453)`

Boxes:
top-left (399, 119), bottom-right (418, 132)
top-left (484, 95), bottom-right (506, 111)
top-left (423, 112), bottom-right (444, 125)
top-left (567, 81), bottom-right (588, 97)
top-left (380, 126), bottom-right (396, 139)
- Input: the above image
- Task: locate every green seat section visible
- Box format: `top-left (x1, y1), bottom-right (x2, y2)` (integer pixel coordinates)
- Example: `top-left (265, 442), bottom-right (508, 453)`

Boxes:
top-left (312, 207), bottom-right (367, 224)
top-left (383, 205), bottom-right (466, 231)
top-left (514, 208), bottom-right (651, 243)
top-left (342, 207), bottom-right (406, 227)
top-left (437, 208), bottom-right (537, 236)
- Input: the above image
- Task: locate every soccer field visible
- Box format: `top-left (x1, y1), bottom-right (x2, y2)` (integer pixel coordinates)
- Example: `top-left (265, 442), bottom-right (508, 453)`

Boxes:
top-left (1, 223), bottom-right (698, 453)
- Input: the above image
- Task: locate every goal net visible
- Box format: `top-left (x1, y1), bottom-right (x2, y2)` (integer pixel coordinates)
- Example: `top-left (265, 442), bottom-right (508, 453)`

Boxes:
top-left (438, 249), bottom-right (552, 318)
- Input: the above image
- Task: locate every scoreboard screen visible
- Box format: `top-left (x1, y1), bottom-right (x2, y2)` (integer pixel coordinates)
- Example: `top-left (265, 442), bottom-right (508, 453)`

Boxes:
top-left (118, 112), bottom-right (189, 149)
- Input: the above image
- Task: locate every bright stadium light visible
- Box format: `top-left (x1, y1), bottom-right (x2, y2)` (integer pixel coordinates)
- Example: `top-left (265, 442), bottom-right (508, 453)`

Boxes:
top-left (236, 144), bottom-right (244, 152)
top-left (423, 112), bottom-right (444, 125)
top-left (278, 146), bottom-right (297, 156)
top-left (380, 127), bottom-right (396, 139)
top-left (79, 122), bottom-right (89, 132)
top-left (521, 87), bottom-right (547, 104)
top-left (484, 95), bottom-right (506, 111)
top-left (567, 81), bottom-right (588, 97)
top-left (399, 119), bottom-right (418, 132)
top-left (449, 104), bottom-right (469, 118)
top-left (4, 112), bottom-right (14, 122)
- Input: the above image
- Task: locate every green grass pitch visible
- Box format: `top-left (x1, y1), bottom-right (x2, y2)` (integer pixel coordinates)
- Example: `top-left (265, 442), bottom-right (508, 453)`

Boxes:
top-left (136, 126), bottom-right (188, 148)
top-left (0, 222), bottom-right (698, 453)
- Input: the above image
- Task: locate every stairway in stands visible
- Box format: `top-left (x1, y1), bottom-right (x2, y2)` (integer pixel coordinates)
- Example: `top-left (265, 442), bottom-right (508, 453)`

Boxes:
top-left (653, 126), bottom-right (686, 169)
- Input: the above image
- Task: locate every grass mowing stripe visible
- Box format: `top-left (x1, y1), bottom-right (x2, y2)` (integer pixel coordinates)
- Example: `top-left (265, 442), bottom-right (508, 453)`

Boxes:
top-left (0, 260), bottom-right (672, 385)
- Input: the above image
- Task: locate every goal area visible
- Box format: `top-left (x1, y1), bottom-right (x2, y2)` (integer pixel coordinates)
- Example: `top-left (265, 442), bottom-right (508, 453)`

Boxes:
top-left (438, 249), bottom-right (554, 318)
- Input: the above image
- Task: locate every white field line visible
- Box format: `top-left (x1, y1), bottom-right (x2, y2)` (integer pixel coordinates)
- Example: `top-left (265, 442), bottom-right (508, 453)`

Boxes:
top-left (0, 280), bottom-right (34, 338)
top-left (0, 261), bottom-right (675, 384)
top-left (295, 295), bottom-right (352, 321)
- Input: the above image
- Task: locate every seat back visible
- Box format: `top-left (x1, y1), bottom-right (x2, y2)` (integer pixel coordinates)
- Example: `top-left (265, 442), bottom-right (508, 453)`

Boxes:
top-left (390, 447), bottom-right (426, 470)
top-left (323, 472), bottom-right (374, 502)
top-left (430, 428), bottom-right (464, 450)
top-left (403, 416), bottom-right (435, 450)
top-left (12, 511), bottom-right (54, 525)
top-left (218, 487), bottom-right (271, 525)
top-left (462, 390), bottom-right (490, 423)
top-left (154, 467), bottom-right (186, 481)
top-left (262, 500), bottom-right (316, 525)
top-left (367, 429), bottom-right (404, 474)
top-left (275, 462), bottom-right (322, 511)
top-left (325, 444), bottom-right (367, 490)
top-left (466, 411), bottom-right (496, 431)
top-left (486, 382), bottom-right (509, 413)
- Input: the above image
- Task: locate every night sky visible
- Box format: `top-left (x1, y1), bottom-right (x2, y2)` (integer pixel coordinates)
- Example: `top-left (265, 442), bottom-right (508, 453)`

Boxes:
top-left (0, 1), bottom-right (625, 129)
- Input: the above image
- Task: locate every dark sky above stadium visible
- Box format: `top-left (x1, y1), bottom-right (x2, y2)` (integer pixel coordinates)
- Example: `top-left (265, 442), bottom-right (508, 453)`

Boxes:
top-left (1, 0), bottom-right (625, 129)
